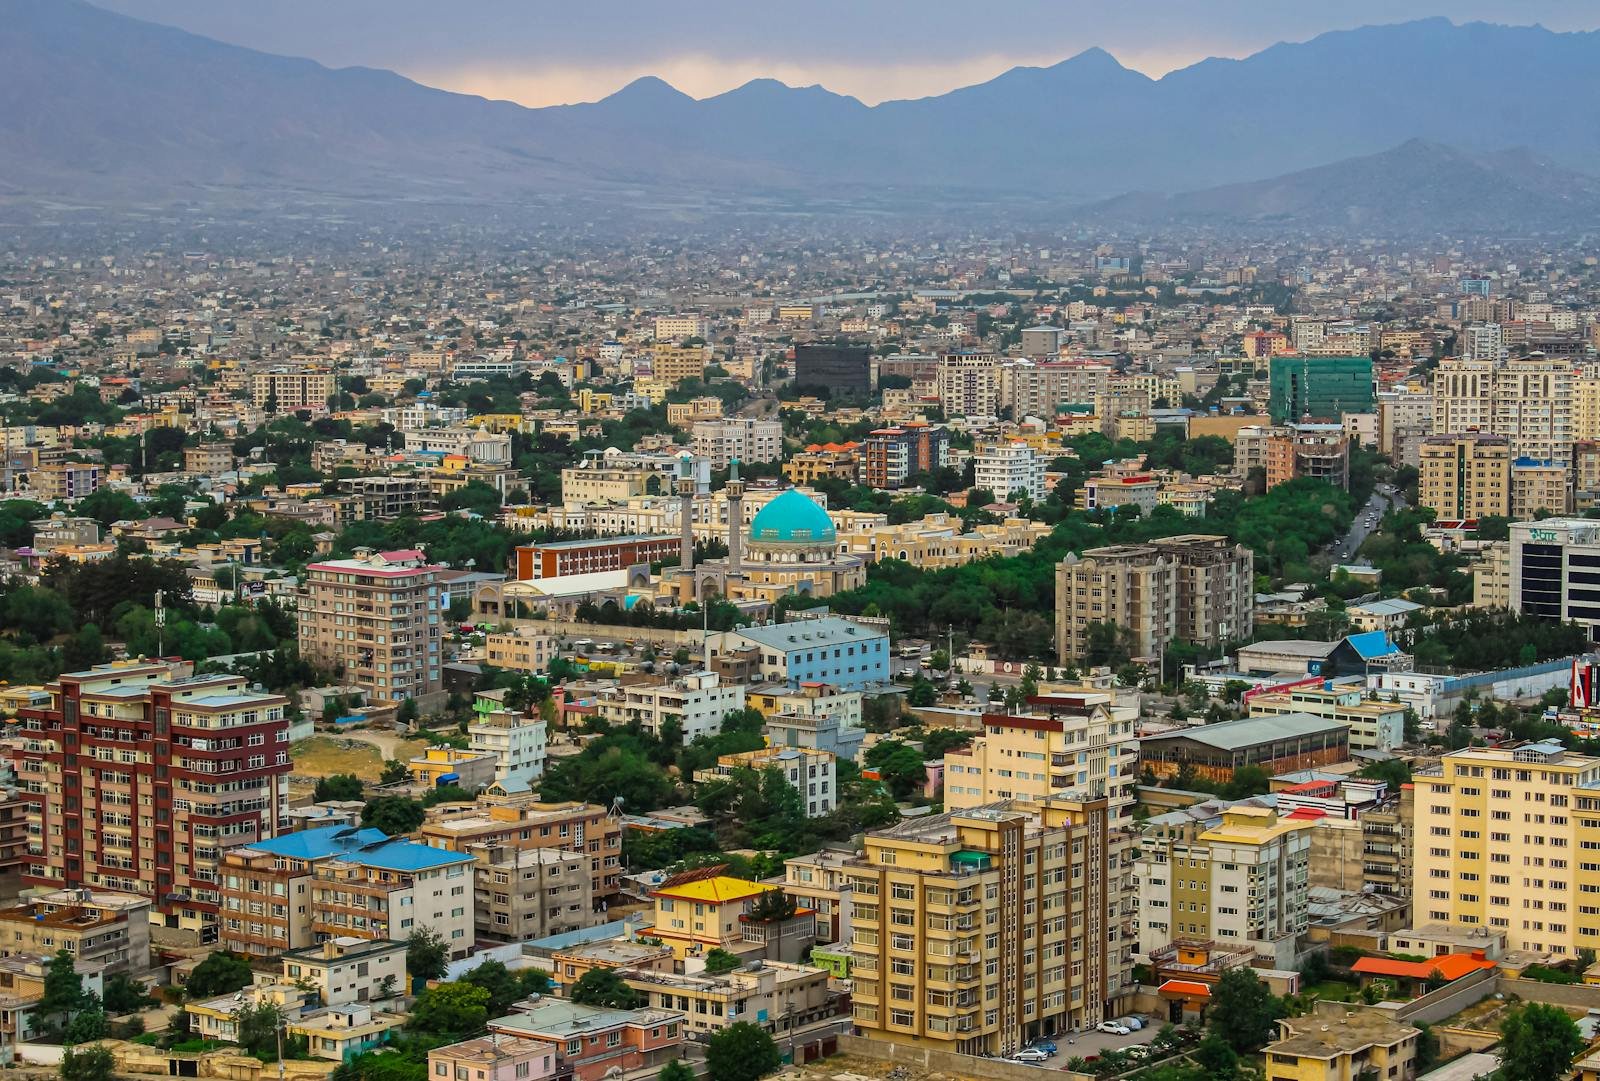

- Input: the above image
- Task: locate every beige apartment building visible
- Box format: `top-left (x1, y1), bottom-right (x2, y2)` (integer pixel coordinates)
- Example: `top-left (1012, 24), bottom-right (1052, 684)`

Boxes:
top-left (1511, 459), bottom-right (1571, 518)
top-left (651, 344), bottom-right (710, 384)
top-left (0, 889), bottom-right (152, 975)
top-left (654, 315), bottom-right (710, 342)
top-left (1412, 740), bottom-right (1600, 958)
top-left (297, 548), bottom-right (443, 706)
top-left (942, 692), bottom-right (1137, 815)
top-left (689, 417), bottom-right (782, 468)
top-left (1054, 535), bottom-right (1252, 664)
top-left (252, 369), bottom-right (336, 413)
top-left (1430, 355), bottom-right (1574, 462)
top-left (846, 797), bottom-right (1134, 1054)
top-left (936, 353), bottom-right (1002, 417)
top-left (418, 799), bottom-right (622, 899)
top-left (472, 844), bottom-right (597, 943)
top-left (1418, 434), bottom-right (1510, 521)
top-left (183, 443), bottom-right (235, 475)
top-left (1135, 804), bottom-right (1314, 962)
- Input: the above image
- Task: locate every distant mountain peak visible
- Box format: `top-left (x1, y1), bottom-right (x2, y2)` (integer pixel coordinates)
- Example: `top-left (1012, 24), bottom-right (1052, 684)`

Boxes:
top-left (603, 75), bottom-right (693, 104)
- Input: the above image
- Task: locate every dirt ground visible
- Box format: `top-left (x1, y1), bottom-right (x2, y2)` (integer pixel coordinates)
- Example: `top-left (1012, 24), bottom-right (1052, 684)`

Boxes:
top-left (289, 733), bottom-right (427, 782)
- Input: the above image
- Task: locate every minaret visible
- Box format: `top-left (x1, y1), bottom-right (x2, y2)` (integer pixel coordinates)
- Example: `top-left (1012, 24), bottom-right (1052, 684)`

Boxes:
top-left (676, 458), bottom-right (697, 599)
top-left (726, 458), bottom-right (745, 578)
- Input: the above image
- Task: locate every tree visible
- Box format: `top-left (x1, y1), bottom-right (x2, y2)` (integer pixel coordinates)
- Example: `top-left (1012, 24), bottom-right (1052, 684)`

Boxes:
top-left (459, 959), bottom-right (528, 1017)
top-left (747, 890), bottom-right (799, 923)
top-left (569, 967), bottom-right (643, 1010)
top-left (1357, 757), bottom-right (1412, 791)
top-left (60, 1046), bottom-right (115, 1081)
top-left (1208, 966), bottom-right (1284, 1053)
top-left (64, 1002), bottom-right (107, 1042)
top-left (863, 740), bottom-right (926, 801)
top-left (380, 759), bottom-right (408, 785)
top-left (186, 950), bottom-right (254, 998)
top-left (406, 927), bottom-right (450, 982)
top-left (1498, 1002), bottom-right (1584, 1081)
top-left (658, 1061), bottom-right (696, 1081)
top-left (396, 698), bottom-right (419, 725)
top-left (702, 948), bottom-right (742, 975)
top-left (39, 948), bottom-right (89, 1033)
top-left (1192, 1033), bottom-right (1240, 1081)
top-left (235, 1000), bottom-right (286, 1058)
top-left (314, 774), bottom-right (364, 802)
top-left (103, 973), bottom-right (155, 1014)
top-left (362, 795), bottom-right (425, 836)
top-left (1221, 764), bottom-right (1271, 799)
top-left (705, 1022), bottom-right (781, 1081)
top-left (408, 982), bottom-right (491, 1041)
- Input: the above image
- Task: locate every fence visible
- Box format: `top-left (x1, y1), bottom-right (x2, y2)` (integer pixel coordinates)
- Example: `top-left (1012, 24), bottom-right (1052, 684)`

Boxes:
top-left (1390, 966), bottom-right (1498, 1025)
top-left (1497, 976), bottom-right (1600, 1010)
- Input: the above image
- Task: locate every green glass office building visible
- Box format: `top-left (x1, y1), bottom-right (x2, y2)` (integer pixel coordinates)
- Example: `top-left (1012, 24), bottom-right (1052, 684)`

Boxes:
top-left (1268, 355), bottom-right (1375, 423)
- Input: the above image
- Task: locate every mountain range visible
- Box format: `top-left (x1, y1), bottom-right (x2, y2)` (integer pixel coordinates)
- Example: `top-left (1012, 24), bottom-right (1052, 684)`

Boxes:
top-left (7, 0), bottom-right (1600, 232)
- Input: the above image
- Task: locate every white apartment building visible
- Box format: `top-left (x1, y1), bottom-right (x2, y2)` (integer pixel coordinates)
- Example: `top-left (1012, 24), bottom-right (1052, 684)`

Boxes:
top-left (974, 441), bottom-right (1048, 503)
top-left (690, 418), bottom-right (783, 469)
top-left (693, 747), bottom-right (838, 818)
top-left (596, 671), bottom-right (745, 743)
top-left (936, 353), bottom-right (1002, 417)
top-left (468, 709), bottom-right (549, 783)
top-left (1463, 323), bottom-right (1507, 362)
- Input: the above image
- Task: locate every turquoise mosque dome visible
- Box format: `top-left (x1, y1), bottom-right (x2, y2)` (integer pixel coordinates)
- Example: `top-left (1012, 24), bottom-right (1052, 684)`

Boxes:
top-left (749, 489), bottom-right (836, 545)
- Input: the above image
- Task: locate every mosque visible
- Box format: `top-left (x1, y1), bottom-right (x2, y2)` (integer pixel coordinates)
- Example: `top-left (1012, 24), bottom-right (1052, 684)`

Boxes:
top-left (662, 471), bottom-right (867, 606)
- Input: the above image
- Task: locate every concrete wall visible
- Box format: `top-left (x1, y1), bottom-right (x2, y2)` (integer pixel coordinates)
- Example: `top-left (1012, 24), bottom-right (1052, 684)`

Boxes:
top-left (1496, 976), bottom-right (1600, 1010)
top-left (504, 618), bottom-right (702, 649)
top-left (1389, 967), bottom-right (1498, 1025)
top-left (837, 1034), bottom-right (1093, 1081)
top-left (1434, 1026), bottom-right (1499, 1060)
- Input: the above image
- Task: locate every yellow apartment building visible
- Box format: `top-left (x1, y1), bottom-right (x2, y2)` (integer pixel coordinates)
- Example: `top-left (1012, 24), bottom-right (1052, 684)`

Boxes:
top-left (845, 796), bottom-right (1134, 1055)
top-left (941, 692), bottom-right (1137, 814)
top-left (643, 871), bottom-right (781, 960)
top-left (1412, 740), bottom-right (1600, 958)
top-left (1418, 434), bottom-right (1510, 521)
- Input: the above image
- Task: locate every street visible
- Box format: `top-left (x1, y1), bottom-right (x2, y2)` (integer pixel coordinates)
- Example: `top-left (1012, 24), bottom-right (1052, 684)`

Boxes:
top-left (1329, 484), bottom-right (1407, 563)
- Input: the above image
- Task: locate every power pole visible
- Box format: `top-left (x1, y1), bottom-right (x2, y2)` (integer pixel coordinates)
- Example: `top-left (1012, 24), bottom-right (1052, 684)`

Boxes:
top-left (154, 588), bottom-right (166, 657)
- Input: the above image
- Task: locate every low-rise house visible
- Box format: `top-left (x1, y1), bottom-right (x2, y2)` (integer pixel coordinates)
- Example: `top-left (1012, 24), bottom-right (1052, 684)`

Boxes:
top-left (487, 998), bottom-right (684, 1081)
top-left (0, 888), bottom-right (152, 975)
top-left (622, 960), bottom-right (835, 1037)
top-left (281, 937), bottom-right (407, 1006)
top-left (1262, 1001), bottom-right (1419, 1081)
top-left (291, 1002), bottom-right (404, 1061)
top-left (692, 747), bottom-right (837, 818)
top-left (428, 1035), bottom-right (557, 1081)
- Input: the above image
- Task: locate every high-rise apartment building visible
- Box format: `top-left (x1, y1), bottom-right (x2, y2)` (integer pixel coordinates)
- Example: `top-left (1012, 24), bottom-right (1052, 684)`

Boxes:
top-left (1054, 536), bottom-right (1252, 664)
top-left (1430, 356), bottom-right (1575, 463)
top-left (936, 353), bottom-right (1002, 417)
top-left (251, 369), bottom-right (336, 413)
top-left (653, 315), bottom-right (710, 342)
top-left (998, 360), bottom-right (1112, 420)
top-left (1412, 741), bottom-right (1600, 958)
top-left (1266, 356), bottom-right (1374, 423)
top-left (973, 441), bottom-right (1048, 503)
top-left (650, 345), bottom-right (710, 384)
top-left (860, 423), bottom-right (950, 489)
top-left (1135, 803), bottom-right (1314, 961)
top-left (1574, 374), bottom-right (1600, 442)
top-left (1418, 434), bottom-right (1510, 521)
top-left (690, 418), bottom-right (782, 469)
top-left (297, 549), bottom-right (444, 706)
top-left (942, 692), bottom-right (1138, 815)
top-left (846, 797), bottom-right (1133, 1053)
top-left (12, 664), bottom-right (292, 937)
top-left (1462, 322), bottom-right (1507, 361)
top-left (595, 671), bottom-right (745, 743)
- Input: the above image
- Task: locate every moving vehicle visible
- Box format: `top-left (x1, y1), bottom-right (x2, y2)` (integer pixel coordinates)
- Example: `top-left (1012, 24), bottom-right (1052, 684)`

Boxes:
top-left (1010, 1048), bottom-right (1051, 1063)
top-left (1095, 1021), bottom-right (1130, 1035)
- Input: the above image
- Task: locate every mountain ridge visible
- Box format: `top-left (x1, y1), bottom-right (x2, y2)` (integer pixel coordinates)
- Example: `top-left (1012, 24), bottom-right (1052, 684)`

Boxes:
top-left (6, 1), bottom-right (1600, 227)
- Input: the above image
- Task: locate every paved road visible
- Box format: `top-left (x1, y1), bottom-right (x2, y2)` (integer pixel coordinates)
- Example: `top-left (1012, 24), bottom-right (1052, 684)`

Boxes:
top-left (1329, 485), bottom-right (1407, 563)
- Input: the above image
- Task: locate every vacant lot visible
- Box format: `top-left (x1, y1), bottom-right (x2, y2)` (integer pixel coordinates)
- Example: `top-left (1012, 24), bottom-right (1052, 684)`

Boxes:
top-left (289, 735), bottom-right (424, 782)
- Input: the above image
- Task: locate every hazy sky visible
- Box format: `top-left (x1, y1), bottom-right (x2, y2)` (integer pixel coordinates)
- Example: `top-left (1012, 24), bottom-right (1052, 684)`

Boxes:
top-left (95, 1), bottom-right (1600, 107)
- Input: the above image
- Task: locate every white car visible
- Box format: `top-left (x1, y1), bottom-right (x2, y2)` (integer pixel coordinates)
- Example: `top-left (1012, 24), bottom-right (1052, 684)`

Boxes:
top-left (1010, 1048), bottom-right (1051, 1063)
top-left (1096, 1021), bottom-right (1131, 1035)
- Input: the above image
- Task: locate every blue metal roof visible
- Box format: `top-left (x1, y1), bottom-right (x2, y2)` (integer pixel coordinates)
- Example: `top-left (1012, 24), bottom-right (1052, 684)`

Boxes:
top-left (242, 824), bottom-right (471, 872)
top-left (1345, 630), bottom-right (1400, 660)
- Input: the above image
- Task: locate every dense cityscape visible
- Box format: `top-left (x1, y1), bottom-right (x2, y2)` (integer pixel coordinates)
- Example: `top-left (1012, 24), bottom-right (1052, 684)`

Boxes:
top-left (12, 6), bottom-right (1600, 1081)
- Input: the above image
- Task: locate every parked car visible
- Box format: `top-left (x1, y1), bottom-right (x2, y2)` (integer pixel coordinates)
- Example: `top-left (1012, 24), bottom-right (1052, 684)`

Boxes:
top-left (1096, 1021), bottom-right (1131, 1035)
top-left (1010, 1048), bottom-right (1051, 1063)
top-left (1029, 1041), bottom-right (1057, 1056)
top-left (1117, 1016), bottom-right (1145, 1031)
